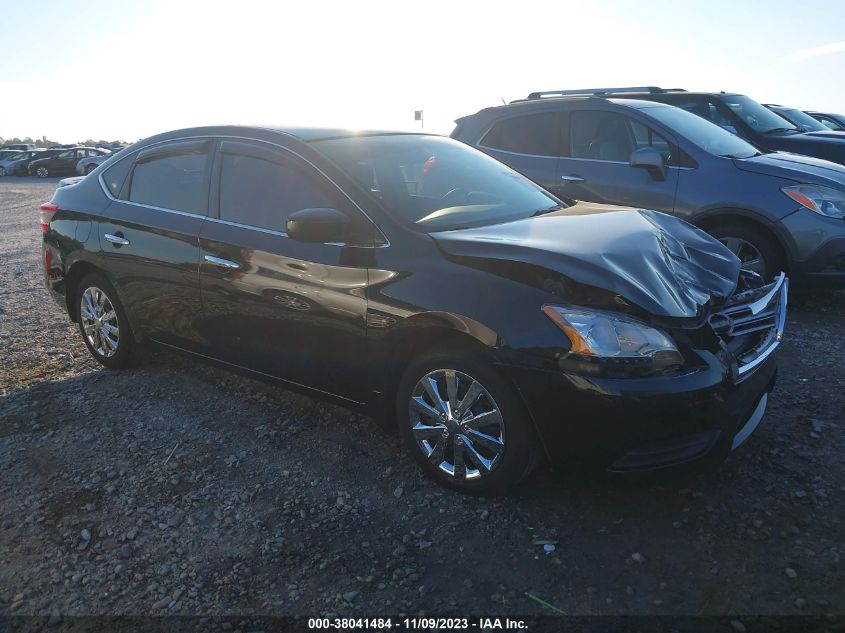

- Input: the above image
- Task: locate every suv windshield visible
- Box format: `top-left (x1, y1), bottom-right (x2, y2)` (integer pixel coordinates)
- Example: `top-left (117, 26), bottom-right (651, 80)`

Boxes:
top-left (721, 96), bottom-right (799, 135)
top-left (777, 107), bottom-right (830, 132)
top-left (314, 135), bottom-right (561, 231)
top-left (645, 105), bottom-right (760, 159)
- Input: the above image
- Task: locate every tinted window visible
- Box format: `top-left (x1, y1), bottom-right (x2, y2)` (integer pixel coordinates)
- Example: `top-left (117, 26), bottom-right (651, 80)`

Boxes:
top-left (102, 155), bottom-right (133, 197)
top-left (570, 111), bottom-right (635, 161)
top-left (128, 150), bottom-right (210, 212)
top-left (776, 108), bottom-right (828, 132)
top-left (56, 150), bottom-right (75, 161)
top-left (480, 112), bottom-right (559, 156)
top-left (219, 150), bottom-right (337, 232)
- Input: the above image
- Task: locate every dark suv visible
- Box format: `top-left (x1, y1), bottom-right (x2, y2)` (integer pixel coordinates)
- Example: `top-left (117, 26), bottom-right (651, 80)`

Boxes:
top-left (609, 87), bottom-right (845, 166)
top-left (42, 125), bottom-right (786, 494)
top-left (453, 91), bottom-right (845, 287)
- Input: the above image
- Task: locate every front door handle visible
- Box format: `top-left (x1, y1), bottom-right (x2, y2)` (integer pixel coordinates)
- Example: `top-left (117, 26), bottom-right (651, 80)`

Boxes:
top-left (104, 233), bottom-right (130, 246)
top-left (560, 175), bottom-right (585, 183)
top-left (204, 255), bottom-right (240, 270)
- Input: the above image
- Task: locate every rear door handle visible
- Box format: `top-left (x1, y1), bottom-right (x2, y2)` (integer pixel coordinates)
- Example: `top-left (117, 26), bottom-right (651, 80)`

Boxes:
top-left (104, 233), bottom-right (130, 246)
top-left (204, 255), bottom-right (240, 270)
top-left (560, 175), bottom-right (585, 183)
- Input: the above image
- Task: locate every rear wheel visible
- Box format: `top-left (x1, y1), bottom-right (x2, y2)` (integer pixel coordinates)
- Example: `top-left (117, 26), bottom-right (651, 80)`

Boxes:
top-left (396, 352), bottom-right (539, 495)
top-left (75, 273), bottom-right (135, 369)
top-left (85, 164), bottom-right (97, 175)
top-left (35, 166), bottom-right (49, 178)
top-left (0, 166), bottom-right (6, 177)
top-left (708, 222), bottom-right (784, 281)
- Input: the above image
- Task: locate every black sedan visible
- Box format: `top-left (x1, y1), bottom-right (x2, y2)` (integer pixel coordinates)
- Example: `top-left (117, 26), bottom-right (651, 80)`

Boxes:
top-left (29, 146), bottom-right (109, 178)
top-left (40, 126), bottom-right (787, 494)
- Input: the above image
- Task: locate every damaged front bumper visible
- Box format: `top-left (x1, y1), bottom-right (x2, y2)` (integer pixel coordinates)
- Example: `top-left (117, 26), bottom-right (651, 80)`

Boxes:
top-left (503, 273), bottom-right (788, 473)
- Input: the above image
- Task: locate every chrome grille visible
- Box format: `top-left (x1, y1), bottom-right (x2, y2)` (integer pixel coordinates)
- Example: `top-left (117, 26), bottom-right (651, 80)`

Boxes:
top-left (710, 273), bottom-right (788, 377)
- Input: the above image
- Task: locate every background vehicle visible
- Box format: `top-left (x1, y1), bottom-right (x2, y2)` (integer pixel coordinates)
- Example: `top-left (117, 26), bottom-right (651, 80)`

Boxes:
top-left (806, 111), bottom-right (845, 131)
top-left (0, 149), bottom-right (45, 176)
top-left (28, 146), bottom-right (109, 178)
top-left (41, 125), bottom-right (785, 494)
top-left (601, 87), bottom-right (845, 167)
top-left (453, 91), bottom-right (845, 287)
top-left (76, 151), bottom-right (112, 175)
top-left (1, 143), bottom-right (35, 151)
top-left (764, 104), bottom-right (845, 136)
top-left (3, 149), bottom-right (60, 176)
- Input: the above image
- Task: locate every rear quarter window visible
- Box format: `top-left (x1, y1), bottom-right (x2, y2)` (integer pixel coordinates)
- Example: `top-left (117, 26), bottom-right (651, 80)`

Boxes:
top-left (101, 154), bottom-right (134, 197)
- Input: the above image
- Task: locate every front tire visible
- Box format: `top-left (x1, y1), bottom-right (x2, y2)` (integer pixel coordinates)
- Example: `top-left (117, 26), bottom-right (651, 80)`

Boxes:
top-left (396, 352), bottom-right (539, 495)
top-left (75, 273), bottom-right (135, 369)
top-left (35, 166), bottom-right (49, 178)
top-left (708, 222), bottom-right (784, 282)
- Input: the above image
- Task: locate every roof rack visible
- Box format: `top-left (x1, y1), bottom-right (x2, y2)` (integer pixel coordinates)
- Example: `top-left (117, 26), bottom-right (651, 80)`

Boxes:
top-left (525, 86), bottom-right (687, 99)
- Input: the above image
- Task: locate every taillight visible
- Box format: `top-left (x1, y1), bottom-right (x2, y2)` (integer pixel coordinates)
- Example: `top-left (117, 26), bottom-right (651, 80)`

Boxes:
top-left (39, 202), bottom-right (58, 233)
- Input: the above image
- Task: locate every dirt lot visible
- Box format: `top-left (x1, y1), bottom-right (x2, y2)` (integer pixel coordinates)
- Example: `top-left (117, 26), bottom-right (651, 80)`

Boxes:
top-left (1, 178), bottom-right (843, 621)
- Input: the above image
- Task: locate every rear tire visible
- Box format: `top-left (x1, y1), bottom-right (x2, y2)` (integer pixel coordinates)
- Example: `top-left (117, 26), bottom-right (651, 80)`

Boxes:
top-left (0, 166), bottom-right (6, 177)
top-left (708, 222), bottom-right (784, 282)
top-left (396, 351), bottom-right (539, 495)
top-left (35, 166), bottom-right (49, 178)
top-left (85, 164), bottom-right (97, 175)
top-left (75, 273), bottom-right (135, 369)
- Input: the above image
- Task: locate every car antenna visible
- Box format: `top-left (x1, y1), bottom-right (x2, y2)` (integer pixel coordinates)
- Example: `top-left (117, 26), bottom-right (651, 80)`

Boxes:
top-left (501, 97), bottom-right (506, 105)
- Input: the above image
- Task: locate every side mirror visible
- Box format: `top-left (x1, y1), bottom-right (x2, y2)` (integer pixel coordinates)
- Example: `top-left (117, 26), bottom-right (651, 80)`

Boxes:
top-left (629, 147), bottom-right (666, 181)
top-left (286, 207), bottom-right (350, 243)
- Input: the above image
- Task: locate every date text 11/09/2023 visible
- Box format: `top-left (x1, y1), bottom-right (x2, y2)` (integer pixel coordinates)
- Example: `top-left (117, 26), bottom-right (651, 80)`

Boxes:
top-left (307, 617), bottom-right (529, 630)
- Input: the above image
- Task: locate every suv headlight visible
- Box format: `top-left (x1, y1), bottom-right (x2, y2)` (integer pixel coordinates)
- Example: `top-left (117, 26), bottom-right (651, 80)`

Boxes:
top-left (783, 185), bottom-right (845, 219)
top-left (542, 305), bottom-right (684, 376)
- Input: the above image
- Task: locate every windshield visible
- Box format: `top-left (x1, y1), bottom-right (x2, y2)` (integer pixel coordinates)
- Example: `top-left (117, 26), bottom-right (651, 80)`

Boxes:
top-left (720, 95), bottom-right (798, 134)
top-left (777, 107), bottom-right (830, 132)
top-left (314, 135), bottom-right (561, 231)
top-left (645, 105), bottom-right (760, 159)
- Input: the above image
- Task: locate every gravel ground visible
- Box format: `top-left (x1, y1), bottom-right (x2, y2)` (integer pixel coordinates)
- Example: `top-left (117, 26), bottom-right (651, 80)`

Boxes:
top-left (1, 178), bottom-right (843, 620)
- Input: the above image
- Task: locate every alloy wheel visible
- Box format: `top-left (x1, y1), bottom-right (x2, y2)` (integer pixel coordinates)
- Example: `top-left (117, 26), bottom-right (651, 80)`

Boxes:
top-left (408, 369), bottom-right (505, 480)
top-left (36, 167), bottom-right (49, 178)
top-left (79, 286), bottom-right (120, 357)
top-left (719, 237), bottom-right (765, 277)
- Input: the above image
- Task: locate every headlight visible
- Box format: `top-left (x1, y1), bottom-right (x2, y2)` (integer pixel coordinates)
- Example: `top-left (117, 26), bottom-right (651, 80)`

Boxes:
top-left (542, 305), bottom-right (683, 376)
top-left (783, 185), bottom-right (845, 219)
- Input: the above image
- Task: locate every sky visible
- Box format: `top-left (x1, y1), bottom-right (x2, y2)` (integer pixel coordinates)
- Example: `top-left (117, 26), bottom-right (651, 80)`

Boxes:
top-left (2, 0), bottom-right (845, 143)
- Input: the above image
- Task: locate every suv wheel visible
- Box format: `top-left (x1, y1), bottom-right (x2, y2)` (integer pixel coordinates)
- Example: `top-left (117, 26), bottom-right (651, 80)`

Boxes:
top-left (35, 166), bottom-right (49, 178)
top-left (75, 273), bottom-right (135, 369)
top-left (708, 223), bottom-right (783, 281)
top-left (396, 352), bottom-right (539, 495)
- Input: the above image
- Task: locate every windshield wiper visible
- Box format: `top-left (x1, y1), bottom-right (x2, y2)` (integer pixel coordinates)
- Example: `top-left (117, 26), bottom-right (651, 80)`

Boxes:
top-left (532, 204), bottom-right (565, 217)
top-left (764, 127), bottom-right (799, 135)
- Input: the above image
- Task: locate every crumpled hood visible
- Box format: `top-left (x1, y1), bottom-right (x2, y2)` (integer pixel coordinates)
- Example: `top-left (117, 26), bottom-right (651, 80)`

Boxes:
top-left (431, 205), bottom-right (740, 318)
top-left (734, 152), bottom-right (845, 188)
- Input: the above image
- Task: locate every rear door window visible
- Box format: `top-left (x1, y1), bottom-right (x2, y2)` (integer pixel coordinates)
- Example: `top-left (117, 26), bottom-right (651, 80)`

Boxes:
top-left (480, 112), bottom-right (560, 156)
top-left (127, 141), bottom-right (211, 213)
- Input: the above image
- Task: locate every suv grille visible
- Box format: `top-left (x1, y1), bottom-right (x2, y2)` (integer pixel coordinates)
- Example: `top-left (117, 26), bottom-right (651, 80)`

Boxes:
top-left (709, 273), bottom-right (788, 377)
